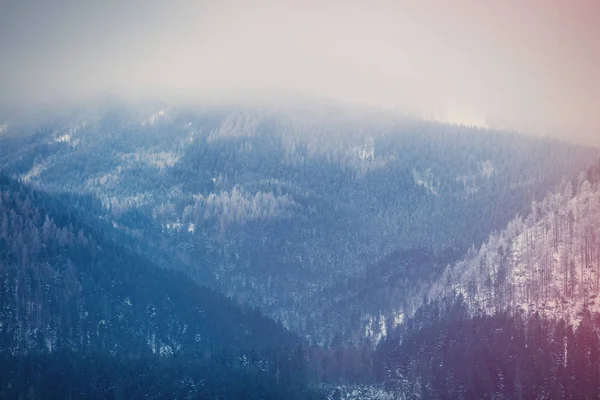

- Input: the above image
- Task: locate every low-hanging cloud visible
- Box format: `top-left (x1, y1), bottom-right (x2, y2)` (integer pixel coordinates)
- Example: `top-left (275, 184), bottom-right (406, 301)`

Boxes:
top-left (1, 0), bottom-right (599, 142)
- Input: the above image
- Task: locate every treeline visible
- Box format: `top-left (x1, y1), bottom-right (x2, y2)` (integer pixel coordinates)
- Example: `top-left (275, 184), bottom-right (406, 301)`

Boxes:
top-left (0, 350), bottom-right (323, 400)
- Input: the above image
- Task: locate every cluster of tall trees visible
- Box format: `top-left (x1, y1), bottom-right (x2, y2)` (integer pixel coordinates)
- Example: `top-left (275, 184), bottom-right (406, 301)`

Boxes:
top-left (181, 186), bottom-right (298, 231)
top-left (0, 350), bottom-right (324, 400)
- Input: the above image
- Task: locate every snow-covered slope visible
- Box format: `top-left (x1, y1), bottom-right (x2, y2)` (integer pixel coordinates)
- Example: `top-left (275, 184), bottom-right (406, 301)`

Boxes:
top-left (428, 169), bottom-right (600, 324)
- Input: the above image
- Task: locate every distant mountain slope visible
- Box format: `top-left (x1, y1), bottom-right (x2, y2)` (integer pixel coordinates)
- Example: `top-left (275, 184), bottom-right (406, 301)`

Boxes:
top-left (426, 160), bottom-right (600, 324)
top-left (0, 174), bottom-right (322, 399)
top-left (1, 103), bottom-right (597, 343)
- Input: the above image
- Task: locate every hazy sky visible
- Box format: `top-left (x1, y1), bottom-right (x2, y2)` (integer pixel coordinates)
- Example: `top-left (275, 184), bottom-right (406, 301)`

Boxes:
top-left (1, 0), bottom-right (599, 142)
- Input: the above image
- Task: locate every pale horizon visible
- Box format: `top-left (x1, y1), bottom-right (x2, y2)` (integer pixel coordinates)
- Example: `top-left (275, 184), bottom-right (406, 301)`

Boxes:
top-left (1, 0), bottom-right (599, 143)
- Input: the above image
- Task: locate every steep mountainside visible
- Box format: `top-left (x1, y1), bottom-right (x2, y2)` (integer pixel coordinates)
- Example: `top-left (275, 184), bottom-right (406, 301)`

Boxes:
top-left (427, 161), bottom-right (600, 324)
top-left (1, 103), bottom-right (597, 343)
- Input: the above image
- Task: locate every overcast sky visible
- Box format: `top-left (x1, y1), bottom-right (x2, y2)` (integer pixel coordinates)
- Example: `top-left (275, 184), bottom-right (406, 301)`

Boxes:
top-left (1, 0), bottom-right (599, 142)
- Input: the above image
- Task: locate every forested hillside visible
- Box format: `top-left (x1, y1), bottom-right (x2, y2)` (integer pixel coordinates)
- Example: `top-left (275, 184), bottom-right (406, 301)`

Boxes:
top-left (0, 174), bottom-right (322, 399)
top-left (427, 161), bottom-right (600, 324)
top-left (364, 159), bottom-right (600, 398)
top-left (377, 296), bottom-right (600, 399)
top-left (3, 104), bottom-right (600, 399)
top-left (1, 103), bottom-right (597, 344)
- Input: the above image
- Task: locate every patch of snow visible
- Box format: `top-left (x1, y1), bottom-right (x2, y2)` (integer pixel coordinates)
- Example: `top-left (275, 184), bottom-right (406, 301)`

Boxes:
top-left (412, 168), bottom-right (438, 195)
top-left (45, 337), bottom-right (54, 353)
top-left (159, 344), bottom-right (173, 356)
top-left (148, 333), bottom-right (157, 354)
top-left (363, 314), bottom-right (387, 344)
top-left (393, 310), bottom-right (404, 326)
top-left (480, 159), bottom-right (495, 178)
top-left (322, 384), bottom-right (396, 400)
top-left (54, 132), bottom-right (72, 144)
top-left (239, 354), bottom-right (249, 368)
top-left (142, 109), bottom-right (168, 125)
top-left (21, 162), bottom-right (47, 183)
top-left (49, 124), bottom-right (84, 147)
top-left (166, 222), bottom-right (183, 230)
top-left (357, 137), bottom-right (375, 161)
top-left (427, 180), bottom-right (600, 326)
